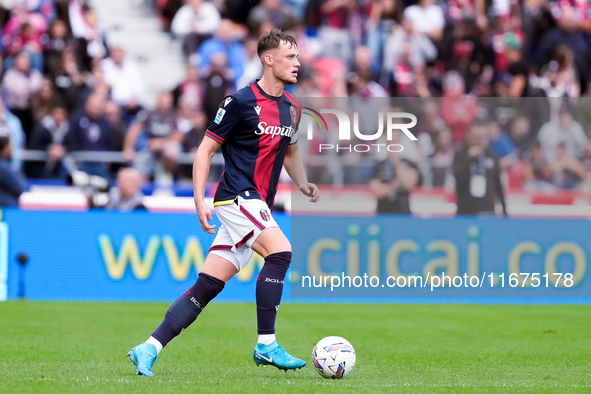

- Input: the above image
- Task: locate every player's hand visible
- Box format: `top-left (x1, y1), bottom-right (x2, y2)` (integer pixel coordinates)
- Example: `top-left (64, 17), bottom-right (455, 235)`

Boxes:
top-left (299, 182), bottom-right (320, 202)
top-left (195, 200), bottom-right (216, 234)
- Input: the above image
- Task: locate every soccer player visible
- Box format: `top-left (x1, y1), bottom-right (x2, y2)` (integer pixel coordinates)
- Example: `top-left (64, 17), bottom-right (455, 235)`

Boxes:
top-left (127, 29), bottom-right (320, 376)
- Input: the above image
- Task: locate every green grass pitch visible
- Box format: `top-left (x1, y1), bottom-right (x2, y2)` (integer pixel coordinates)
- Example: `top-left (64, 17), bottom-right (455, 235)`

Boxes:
top-left (1, 301), bottom-right (591, 393)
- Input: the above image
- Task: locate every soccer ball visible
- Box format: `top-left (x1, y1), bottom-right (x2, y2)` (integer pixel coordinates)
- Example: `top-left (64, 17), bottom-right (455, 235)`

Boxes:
top-left (311, 336), bottom-right (356, 379)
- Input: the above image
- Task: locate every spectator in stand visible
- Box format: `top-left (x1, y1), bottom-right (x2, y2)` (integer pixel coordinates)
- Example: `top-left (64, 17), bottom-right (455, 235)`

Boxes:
top-left (105, 168), bottom-right (146, 212)
top-left (430, 127), bottom-right (455, 187)
top-left (67, 0), bottom-right (91, 39)
top-left (104, 100), bottom-right (126, 150)
top-left (196, 19), bottom-right (245, 88)
top-left (124, 91), bottom-right (182, 184)
top-left (236, 35), bottom-right (263, 89)
top-left (0, 96), bottom-right (24, 173)
top-left (0, 128), bottom-right (24, 207)
top-left (178, 98), bottom-right (206, 178)
top-left (290, 23), bottom-right (323, 59)
top-left (509, 115), bottom-right (533, 159)
top-left (440, 71), bottom-right (477, 141)
top-left (548, 142), bottom-right (587, 189)
top-left (2, 51), bottom-right (43, 139)
top-left (64, 93), bottom-right (118, 178)
top-left (534, 60), bottom-right (571, 99)
top-left (171, 63), bottom-right (203, 110)
top-left (348, 70), bottom-right (388, 98)
top-left (539, 0), bottom-right (589, 93)
top-left (171, 0), bottom-right (221, 59)
top-left (523, 140), bottom-right (554, 190)
top-left (180, 105), bottom-right (206, 153)
top-left (42, 19), bottom-right (70, 76)
top-left (534, 46), bottom-right (580, 99)
top-left (25, 105), bottom-right (69, 179)
top-left (51, 47), bottom-right (86, 114)
top-left (76, 8), bottom-right (108, 72)
top-left (352, 46), bottom-right (379, 82)
top-left (0, 0), bottom-right (55, 19)
top-left (488, 119), bottom-right (518, 169)
top-left (85, 64), bottom-right (111, 101)
top-left (201, 52), bottom-right (234, 122)
top-left (247, 0), bottom-right (299, 32)
top-left (489, 14), bottom-right (524, 75)
top-left (504, 32), bottom-right (531, 97)
top-left (291, 67), bottom-right (323, 97)
top-left (175, 96), bottom-right (197, 135)
top-left (382, 18), bottom-right (437, 91)
top-left (453, 119), bottom-right (507, 216)
top-left (538, 102), bottom-right (587, 163)
top-left (37, 0), bottom-right (57, 22)
top-left (317, 0), bottom-right (355, 69)
top-left (32, 78), bottom-right (54, 124)
top-left (366, 0), bottom-right (402, 73)
top-left (402, 0), bottom-right (445, 42)
top-left (157, 0), bottom-right (183, 31)
top-left (101, 47), bottom-right (144, 119)
top-left (2, 5), bottom-right (47, 72)
top-left (369, 142), bottom-right (420, 214)
top-left (552, 45), bottom-right (581, 97)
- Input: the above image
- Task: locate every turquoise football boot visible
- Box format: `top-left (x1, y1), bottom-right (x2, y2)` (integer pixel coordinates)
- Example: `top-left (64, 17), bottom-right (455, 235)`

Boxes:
top-left (253, 341), bottom-right (306, 371)
top-left (127, 343), bottom-right (159, 376)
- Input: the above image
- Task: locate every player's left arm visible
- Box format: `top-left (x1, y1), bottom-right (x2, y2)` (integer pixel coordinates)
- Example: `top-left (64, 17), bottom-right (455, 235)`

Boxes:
top-left (284, 142), bottom-right (320, 202)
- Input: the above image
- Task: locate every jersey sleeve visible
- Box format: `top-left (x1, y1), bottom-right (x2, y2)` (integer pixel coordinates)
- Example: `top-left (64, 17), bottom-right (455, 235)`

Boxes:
top-left (290, 98), bottom-right (302, 145)
top-left (205, 96), bottom-right (240, 144)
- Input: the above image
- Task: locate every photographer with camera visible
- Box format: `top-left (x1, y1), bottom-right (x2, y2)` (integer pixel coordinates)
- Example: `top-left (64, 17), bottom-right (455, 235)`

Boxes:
top-left (369, 144), bottom-right (420, 214)
top-left (453, 119), bottom-right (507, 216)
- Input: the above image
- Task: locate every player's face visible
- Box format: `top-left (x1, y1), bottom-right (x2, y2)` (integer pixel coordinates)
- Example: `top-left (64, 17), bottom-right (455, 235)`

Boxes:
top-left (271, 41), bottom-right (300, 85)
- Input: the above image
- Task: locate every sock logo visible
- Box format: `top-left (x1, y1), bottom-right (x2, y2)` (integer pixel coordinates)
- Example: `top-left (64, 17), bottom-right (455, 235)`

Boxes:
top-left (265, 278), bottom-right (284, 284)
top-left (190, 297), bottom-right (204, 311)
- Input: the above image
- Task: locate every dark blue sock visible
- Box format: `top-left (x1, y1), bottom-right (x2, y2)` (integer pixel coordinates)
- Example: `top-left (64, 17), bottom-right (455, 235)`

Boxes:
top-left (152, 272), bottom-right (224, 347)
top-left (256, 251), bottom-right (291, 335)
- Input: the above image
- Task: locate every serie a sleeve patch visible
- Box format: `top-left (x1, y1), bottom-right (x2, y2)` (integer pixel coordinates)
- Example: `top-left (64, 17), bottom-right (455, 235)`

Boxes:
top-left (214, 108), bottom-right (226, 124)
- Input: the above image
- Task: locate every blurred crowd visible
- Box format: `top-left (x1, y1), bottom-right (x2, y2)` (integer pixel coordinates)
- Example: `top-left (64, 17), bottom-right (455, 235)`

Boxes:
top-left (1, 0), bottom-right (591, 210)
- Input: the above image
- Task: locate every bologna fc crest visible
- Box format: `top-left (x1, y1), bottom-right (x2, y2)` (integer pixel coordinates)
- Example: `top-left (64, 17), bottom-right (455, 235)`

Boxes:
top-left (260, 209), bottom-right (271, 222)
top-left (290, 105), bottom-right (297, 126)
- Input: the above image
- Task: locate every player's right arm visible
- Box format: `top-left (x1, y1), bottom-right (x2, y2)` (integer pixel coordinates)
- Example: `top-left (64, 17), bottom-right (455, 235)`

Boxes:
top-left (193, 96), bottom-right (240, 233)
top-left (193, 137), bottom-right (221, 234)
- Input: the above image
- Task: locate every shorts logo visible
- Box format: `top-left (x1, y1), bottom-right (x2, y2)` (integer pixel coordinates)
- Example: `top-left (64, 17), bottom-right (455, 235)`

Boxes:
top-left (214, 108), bottom-right (226, 124)
top-left (260, 209), bottom-right (271, 222)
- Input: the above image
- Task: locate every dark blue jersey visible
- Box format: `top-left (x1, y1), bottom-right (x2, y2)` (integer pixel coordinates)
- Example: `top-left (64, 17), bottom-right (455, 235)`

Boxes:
top-left (205, 81), bottom-right (301, 208)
